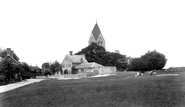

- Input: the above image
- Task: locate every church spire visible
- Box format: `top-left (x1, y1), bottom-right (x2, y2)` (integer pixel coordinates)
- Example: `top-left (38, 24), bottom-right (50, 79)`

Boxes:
top-left (88, 21), bottom-right (105, 49)
top-left (92, 22), bottom-right (101, 40)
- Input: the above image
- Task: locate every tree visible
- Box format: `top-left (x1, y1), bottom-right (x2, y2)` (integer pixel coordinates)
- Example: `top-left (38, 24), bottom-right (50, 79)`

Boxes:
top-left (21, 62), bottom-right (31, 72)
top-left (20, 62), bottom-right (35, 79)
top-left (0, 48), bottom-right (23, 83)
top-left (42, 62), bottom-right (50, 69)
top-left (141, 50), bottom-right (167, 70)
top-left (44, 69), bottom-right (51, 78)
top-left (0, 60), bottom-right (22, 82)
top-left (50, 61), bottom-right (62, 74)
top-left (128, 50), bottom-right (167, 72)
top-left (41, 62), bottom-right (52, 77)
top-left (75, 43), bottom-right (128, 71)
top-left (76, 43), bottom-right (106, 55)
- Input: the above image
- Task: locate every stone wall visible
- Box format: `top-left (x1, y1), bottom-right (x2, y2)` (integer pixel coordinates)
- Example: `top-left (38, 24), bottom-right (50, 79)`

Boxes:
top-left (64, 73), bottom-right (86, 78)
top-left (99, 66), bottom-right (117, 75)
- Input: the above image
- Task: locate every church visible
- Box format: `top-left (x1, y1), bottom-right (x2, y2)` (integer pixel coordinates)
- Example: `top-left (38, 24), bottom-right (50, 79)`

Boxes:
top-left (61, 22), bottom-right (118, 76)
top-left (88, 22), bottom-right (105, 48)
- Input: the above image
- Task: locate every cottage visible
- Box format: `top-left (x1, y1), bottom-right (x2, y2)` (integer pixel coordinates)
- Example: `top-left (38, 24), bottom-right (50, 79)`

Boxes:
top-left (2, 48), bottom-right (19, 65)
top-left (61, 51), bottom-right (88, 74)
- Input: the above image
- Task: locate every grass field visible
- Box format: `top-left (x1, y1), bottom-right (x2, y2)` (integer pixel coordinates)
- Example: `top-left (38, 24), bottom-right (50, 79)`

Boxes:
top-left (0, 71), bottom-right (185, 107)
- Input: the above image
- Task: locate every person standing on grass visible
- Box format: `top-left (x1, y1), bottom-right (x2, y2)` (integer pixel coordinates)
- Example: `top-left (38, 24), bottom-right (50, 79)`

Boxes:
top-left (150, 70), bottom-right (154, 76)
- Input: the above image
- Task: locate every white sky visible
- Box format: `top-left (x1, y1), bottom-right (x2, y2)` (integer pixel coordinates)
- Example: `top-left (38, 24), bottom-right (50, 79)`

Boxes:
top-left (0, 0), bottom-right (185, 68)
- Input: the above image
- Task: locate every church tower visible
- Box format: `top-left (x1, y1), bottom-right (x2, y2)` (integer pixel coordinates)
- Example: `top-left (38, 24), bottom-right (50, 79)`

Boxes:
top-left (88, 22), bottom-right (105, 48)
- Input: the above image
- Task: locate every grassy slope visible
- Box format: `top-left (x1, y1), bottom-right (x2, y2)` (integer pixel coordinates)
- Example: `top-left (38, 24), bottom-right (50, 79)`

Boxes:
top-left (0, 72), bottom-right (185, 107)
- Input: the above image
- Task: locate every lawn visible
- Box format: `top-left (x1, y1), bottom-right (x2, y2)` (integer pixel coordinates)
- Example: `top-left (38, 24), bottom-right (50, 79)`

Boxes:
top-left (0, 71), bottom-right (185, 107)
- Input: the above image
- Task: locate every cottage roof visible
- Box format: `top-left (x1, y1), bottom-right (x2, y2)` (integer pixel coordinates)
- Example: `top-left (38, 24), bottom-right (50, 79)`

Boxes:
top-left (92, 23), bottom-right (102, 40)
top-left (63, 55), bottom-right (88, 63)
top-left (3, 55), bottom-right (19, 64)
top-left (75, 62), bottom-right (103, 69)
top-left (1, 48), bottom-right (19, 65)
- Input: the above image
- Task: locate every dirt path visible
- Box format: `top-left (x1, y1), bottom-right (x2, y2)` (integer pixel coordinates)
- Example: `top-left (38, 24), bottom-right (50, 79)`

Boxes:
top-left (0, 79), bottom-right (45, 93)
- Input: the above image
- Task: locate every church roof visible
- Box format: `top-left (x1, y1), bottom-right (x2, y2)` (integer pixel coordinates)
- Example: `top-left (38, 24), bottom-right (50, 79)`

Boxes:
top-left (92, 23), bottom-right (102, 40)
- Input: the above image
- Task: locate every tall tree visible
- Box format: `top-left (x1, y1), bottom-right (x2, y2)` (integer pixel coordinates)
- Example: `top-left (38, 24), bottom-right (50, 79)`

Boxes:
top-left (42, 62), bottom-right (50, 69)
top-left (129, 50), bottom-right (167, 71)
top-left (50, 60), bottom-right (61, 74)
top-left (141, 50), bottom-right (167, 70)
top-left (75, 43), bottom-right (127, 71)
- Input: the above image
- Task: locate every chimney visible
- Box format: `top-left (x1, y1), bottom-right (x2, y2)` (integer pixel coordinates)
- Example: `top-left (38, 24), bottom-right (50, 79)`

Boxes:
top-left (115, 50), bottom-right (120, 53)
top-left (7, 48), bottom-right (13, 57)
top-left (69, 51), bottom-right (73, 56)
top-left (81, 55), bottom-right (83, 63)
top-left (10, 51), bottom-right (14, 57)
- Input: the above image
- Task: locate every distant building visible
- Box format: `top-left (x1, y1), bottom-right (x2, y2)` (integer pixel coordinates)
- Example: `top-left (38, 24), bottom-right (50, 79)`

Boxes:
top-left (0, 48), bottom-right (19, 71)
top-left (61, 51), bottom-right (88, 74)
top-left (88, 22), bottom-right (105, 48)
top-left (30, 66), bottom-right (41, 72)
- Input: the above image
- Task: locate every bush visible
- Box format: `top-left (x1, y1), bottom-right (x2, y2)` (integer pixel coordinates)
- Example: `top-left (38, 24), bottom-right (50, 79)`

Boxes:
top-left (0, 74), bottom-right (8, 85)
top-left (44, 69), bottom-right (51, 77)
top-left (22, 71), bottom-right (35, 79)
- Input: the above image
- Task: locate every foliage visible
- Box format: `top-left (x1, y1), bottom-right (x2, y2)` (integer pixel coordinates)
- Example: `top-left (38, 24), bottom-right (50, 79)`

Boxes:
top-left (76, 43), bottom-right (106, 55)
top-left (21, 62), bottom-right (35, 79)
top-left (41, 61), bottom-right (62, 75)
top-left (128, 58), bottom-right (143, 71)
top-left (0, 74), bottom-right (8, 85)
top-left (128, 50), bottom-right (167, 71)
top-left (0, 60), bottom-right (22, 83)
top-left (0, 48), bottom-right (33, 84)
top-left (44, 69), bottom-right (51, 78)
top-left (21, 62), bottom-right (31, 72)
top-left (42, 62), bottom-right (50, 69)
top-left (75, 43), bottom-right (128, 71)
top-left (49, 61), bottom-right (62, 74)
